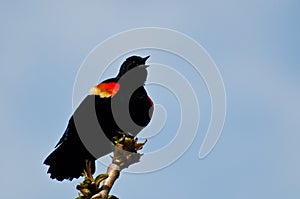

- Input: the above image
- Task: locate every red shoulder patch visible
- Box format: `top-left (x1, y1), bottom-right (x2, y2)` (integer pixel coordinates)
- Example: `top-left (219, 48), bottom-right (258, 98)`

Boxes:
top-left (148, 96), bottom-right (154, 106)
top-left (89, 82), bottom-right (120, 98)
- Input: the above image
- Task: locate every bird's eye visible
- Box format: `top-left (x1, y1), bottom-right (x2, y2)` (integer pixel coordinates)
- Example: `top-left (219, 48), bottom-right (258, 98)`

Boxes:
top-left (130, 61), bottom-right (136, 67)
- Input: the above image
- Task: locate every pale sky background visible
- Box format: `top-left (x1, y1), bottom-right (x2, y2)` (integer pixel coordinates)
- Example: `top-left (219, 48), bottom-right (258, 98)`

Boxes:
top-left (1, 1), bottom-right (300, 199)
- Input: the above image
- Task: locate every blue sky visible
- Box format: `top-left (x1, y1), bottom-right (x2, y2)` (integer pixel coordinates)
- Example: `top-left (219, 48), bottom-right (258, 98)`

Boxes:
top-left (1, 0), bottom-right (300, 198)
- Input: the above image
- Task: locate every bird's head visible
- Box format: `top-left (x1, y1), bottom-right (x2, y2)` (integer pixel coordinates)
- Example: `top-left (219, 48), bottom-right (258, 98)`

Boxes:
top-left (117, 55), bottom-right (150, 77)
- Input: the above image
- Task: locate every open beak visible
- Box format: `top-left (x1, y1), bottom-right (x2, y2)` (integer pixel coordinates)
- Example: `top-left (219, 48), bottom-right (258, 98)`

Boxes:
top-left (142, 55), bottom-right (150, 63)
top-left (138, 55), bottom-right (150, 68)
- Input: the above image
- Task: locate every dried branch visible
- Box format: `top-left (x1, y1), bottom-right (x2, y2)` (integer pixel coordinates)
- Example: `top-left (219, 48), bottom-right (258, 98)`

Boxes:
top-left (76, 136), bottom-right (146, 199)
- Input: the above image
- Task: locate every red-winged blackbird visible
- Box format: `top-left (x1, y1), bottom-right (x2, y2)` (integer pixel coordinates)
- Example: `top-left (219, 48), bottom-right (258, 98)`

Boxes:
top-left (44, 55), bottom-right (154, 181)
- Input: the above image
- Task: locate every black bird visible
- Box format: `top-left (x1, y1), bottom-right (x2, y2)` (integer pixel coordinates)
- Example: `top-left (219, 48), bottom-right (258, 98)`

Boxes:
top-left (44, 55), bottom-right (154, 181)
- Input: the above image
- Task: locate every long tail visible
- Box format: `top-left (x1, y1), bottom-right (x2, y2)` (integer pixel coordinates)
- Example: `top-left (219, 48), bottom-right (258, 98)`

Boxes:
top-left (43, 128), bottom-right (96, 181)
